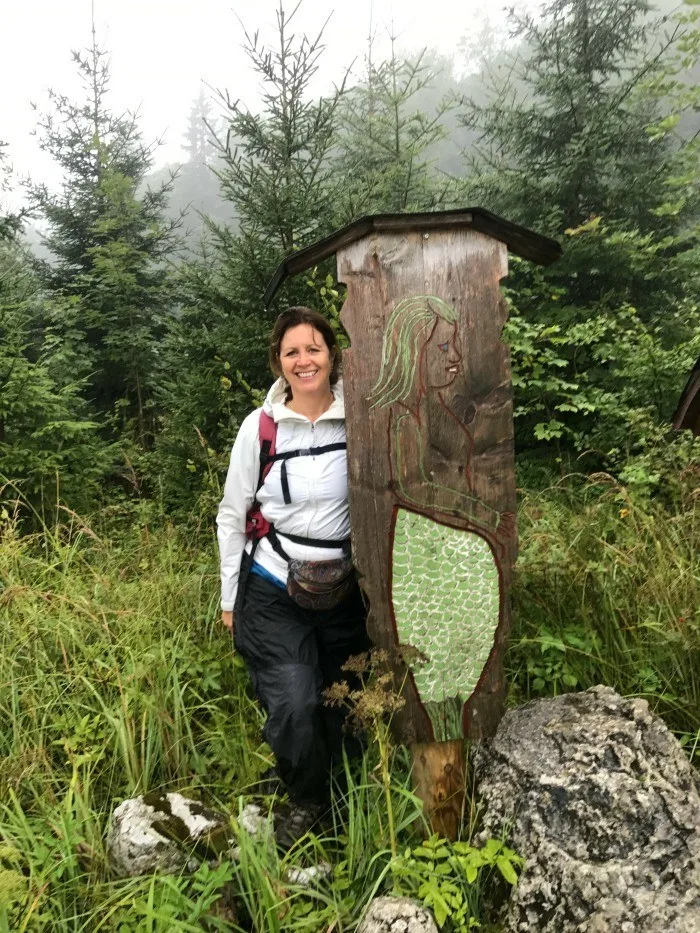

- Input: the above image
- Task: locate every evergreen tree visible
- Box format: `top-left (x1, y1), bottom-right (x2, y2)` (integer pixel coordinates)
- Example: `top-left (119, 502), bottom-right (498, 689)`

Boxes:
top-left (0, 143), bottom-right (23, 242)
top-left (460, 0), bottom-right (700, 481)
top-left (334, 40), bottom-right (458, 219)
top-left (183, 88), bottom-right (217, 166)
top-left (461, 0), bottom-right (680, 232)
top-left (27, 31), bottom-right (178, 445)
top-left (208, 1), bottom-right (346, 289)
top-left (153, 2), bottom-right (347, 514)
top-left (151, 90), bottom-right (234, 252)
top-left (0, 235), bottom-right (111, 518)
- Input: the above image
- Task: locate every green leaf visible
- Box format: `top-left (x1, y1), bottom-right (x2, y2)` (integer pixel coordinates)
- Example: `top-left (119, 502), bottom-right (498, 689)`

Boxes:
top-left (496, 856), bottom-right (520, 886)
top-left (534, 420), bottom-right (565, 441)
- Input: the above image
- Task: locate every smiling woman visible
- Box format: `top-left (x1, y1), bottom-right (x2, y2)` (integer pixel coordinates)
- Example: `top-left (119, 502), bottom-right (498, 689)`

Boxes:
top-left (272, 313), bottom-right (339, 416)
top-left (216, 306), bottom-right (370, 848)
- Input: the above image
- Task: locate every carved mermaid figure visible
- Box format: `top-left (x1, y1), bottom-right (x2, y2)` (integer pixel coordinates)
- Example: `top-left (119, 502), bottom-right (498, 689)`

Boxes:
top-left (368, 295), bottom-right (511, 741)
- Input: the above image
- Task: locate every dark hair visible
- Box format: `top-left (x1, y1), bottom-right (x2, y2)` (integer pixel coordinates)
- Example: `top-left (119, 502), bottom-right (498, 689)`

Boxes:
top-left (269, 307), bottom-right (340, 393)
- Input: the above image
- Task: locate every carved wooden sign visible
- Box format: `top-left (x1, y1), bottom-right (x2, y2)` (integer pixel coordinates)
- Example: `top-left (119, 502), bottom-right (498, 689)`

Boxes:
top-left (265, 209), bottom-right (561, 836)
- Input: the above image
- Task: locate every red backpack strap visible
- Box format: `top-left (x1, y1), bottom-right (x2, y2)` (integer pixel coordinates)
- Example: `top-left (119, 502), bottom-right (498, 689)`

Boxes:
top-left (257, 410), bottom-right (277, 491)
top-left (245, 410), bottom-right (277, 540)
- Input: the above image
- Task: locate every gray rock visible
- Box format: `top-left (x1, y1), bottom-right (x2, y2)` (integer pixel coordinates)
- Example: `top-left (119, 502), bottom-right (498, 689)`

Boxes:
top-left (237, 802), bottom-right (269, 837)
top-left (107, 792), bottom-right (230, 878)
top-left (473, 685), bottom-right (700, 933)
top-left (287, 861), bottom-right (332, 886)
top-left (357, 896), bottom-right (438, 933)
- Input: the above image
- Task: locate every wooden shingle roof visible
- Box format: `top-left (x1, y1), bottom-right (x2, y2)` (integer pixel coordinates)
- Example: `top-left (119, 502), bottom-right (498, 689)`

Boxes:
top-left (263, 207), bottom-right (562, 306)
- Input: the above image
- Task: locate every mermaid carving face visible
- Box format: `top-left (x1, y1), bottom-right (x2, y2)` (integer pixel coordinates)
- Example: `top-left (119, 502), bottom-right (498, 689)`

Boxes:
top-left (368, 295), bottom-right (461, 409)
top-left (422, 316), bottom-right (462, 390)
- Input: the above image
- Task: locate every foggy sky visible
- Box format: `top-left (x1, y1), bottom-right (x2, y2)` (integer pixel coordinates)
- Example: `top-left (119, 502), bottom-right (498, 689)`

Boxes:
top-left (1, 0), bottom-right (534, 202)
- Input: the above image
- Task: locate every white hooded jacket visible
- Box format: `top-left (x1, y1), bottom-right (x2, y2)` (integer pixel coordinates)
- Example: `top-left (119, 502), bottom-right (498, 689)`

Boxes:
top-left (216, 377), bottom-right (349, 611)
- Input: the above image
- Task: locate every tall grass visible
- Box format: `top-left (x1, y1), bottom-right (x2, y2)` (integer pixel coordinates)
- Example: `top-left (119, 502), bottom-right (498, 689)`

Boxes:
top-left (1, 469), bottom-right (697, 928)
top-left (508, 471), bottom-right (700, 756)
top-left (0, 506), bottom-right (435, 930)
top-left (0, 507), bottom-right (263, 929)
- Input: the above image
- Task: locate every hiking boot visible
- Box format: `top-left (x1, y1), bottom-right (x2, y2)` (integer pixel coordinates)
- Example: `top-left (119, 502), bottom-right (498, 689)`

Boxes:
top-left (274, 801), bottom-right (324, 849)
top-left (254, 766), bottom-right (283, 797)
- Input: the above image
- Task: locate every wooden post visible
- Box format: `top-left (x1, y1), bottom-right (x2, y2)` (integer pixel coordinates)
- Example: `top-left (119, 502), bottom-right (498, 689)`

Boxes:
top-left (410, 740), bottom-right (465, 840)
top-left (263, 210), bottom-right (560, 839)
top-left (673, 355), bottom-right (700, 435)
top-left (338, 229), bottom-right (516, 836)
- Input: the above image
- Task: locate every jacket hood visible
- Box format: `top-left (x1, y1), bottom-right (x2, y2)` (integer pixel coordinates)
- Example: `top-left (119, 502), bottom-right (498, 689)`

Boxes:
top-left (263, 376), bottom-right (345, 422)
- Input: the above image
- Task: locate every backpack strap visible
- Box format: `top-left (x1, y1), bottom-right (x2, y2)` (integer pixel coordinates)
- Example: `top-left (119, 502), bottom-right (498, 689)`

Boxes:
top-left (266, 526), bottom-right (351, 562)
top-left (256, 410), bottom-right (277, 493)
top-left (245, 410), bottom-right (277, 541)
top-left (266, 442), bottom-right (347, 504)
top-left (245, 410), bottom-right (349, 544)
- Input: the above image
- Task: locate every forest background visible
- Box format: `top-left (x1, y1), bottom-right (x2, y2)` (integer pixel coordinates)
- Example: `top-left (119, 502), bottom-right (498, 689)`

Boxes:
top-left (2, 0), bottom-right (698, 517)
top-left (0, 0), bottom-right (699, 928)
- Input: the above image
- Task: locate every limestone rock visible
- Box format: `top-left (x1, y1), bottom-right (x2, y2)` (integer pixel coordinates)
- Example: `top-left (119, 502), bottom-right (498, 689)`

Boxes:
top-left (357, 896), bottom-right (438, 933)
top-left (287, 861), bottom-right (332, 886)
top-left (238, 802), bottom-right (269, 837)
top-left (473, 686), bottom-right (700, 933)
top-left (107, 792), bottom-right (230, 878)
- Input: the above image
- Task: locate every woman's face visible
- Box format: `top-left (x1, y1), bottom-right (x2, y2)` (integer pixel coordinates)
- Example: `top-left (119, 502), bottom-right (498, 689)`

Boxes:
top-left (422, 317), bottom-right (462, 389)
top-left (278, 323), bottom-right (334, 398)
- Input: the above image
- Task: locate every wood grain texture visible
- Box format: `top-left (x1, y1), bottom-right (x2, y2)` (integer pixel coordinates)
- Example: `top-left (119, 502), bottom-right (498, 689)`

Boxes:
top-left (410, 740), bottom-right (465, 841)
top-left (339, 228), bottom-right (517, 744)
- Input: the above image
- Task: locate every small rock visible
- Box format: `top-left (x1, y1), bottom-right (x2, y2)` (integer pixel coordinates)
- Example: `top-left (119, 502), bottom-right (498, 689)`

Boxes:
top-left (357, 896), bottom-right (438, 933)
top-left (238, 802), bottom-right (270, 837)
top-left (286, 861), bottom-right (332, 886)
top-left (107, 792), bottom-right (230, 878)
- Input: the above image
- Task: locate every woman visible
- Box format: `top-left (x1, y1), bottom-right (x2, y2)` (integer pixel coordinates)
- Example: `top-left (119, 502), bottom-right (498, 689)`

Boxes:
top-left (217, 306), bottom-right (369, 847)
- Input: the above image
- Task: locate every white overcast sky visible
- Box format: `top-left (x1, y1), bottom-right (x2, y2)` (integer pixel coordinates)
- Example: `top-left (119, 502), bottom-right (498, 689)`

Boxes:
top-left (1, 0), bottom-right (535, 202)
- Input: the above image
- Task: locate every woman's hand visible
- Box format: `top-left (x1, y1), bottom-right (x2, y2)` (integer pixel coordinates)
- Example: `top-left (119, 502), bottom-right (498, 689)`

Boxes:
top-left (221, 610), bottom-right (235, 634)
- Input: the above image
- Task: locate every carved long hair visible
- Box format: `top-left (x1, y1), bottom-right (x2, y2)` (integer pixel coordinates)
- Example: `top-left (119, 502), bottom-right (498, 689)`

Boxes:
top-left (368, 295), bottom-right (458, 409)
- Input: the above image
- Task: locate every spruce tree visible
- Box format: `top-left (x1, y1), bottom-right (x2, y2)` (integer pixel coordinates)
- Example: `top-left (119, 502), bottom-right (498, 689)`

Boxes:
top-left (0, 143), bottom-right (23, 242)
top-left (461, 0), bottom-right (679, 232)
top-left (334, 40), bottom-right (457, 220)
top-left (183, 88), bottom-right (217, 166)
top-left (208, 2), bottom-right (346, 290)
top-left (1, 153), bottom-right (110, 517)
top-left (153, 3), bottom-right (347, 513)
top-left (460, 0), bottom-right (700, 478)
top-left (27, 31), bottom-right (178, 446)
top-left (160, 90), bottom-right (231, 251)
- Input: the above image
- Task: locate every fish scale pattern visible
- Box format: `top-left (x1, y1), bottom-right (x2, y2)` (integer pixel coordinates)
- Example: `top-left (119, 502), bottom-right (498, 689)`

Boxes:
top-left (391, 508), bottom-right (500, 738)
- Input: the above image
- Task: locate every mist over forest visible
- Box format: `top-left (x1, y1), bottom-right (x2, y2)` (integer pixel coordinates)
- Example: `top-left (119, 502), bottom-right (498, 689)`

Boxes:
top-left (13, 0), bottom-right (699, 252)
top-left (1, 1), bottom-right (699, 927)
top-left (2, 0), bottom-right (698, 510)
top-left (108, 0), bottom-right (700, 249)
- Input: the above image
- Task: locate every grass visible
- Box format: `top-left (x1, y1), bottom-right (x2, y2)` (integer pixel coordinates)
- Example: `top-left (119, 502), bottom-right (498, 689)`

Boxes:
top-left (507, 470), bottom-right (700, 756)
top-left (0, 506), bottom-right (263, 930)
top-left (0, 467), bottom-right (697, 929)
top-left (0, 505), bottom-right (441, 931)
